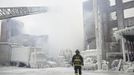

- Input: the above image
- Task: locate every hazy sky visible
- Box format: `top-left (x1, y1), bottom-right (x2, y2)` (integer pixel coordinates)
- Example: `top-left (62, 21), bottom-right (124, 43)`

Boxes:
top-left (0, 0), bottom-right (84, 56)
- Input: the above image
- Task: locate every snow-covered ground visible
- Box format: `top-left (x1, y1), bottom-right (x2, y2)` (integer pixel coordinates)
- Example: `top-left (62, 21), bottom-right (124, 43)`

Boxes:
top-left (0, 67), bottom-right (134, 75)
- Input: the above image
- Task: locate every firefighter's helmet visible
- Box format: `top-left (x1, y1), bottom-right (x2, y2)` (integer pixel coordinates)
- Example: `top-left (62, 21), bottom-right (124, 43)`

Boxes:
top-left (75, 49), bottom-right (80, 54)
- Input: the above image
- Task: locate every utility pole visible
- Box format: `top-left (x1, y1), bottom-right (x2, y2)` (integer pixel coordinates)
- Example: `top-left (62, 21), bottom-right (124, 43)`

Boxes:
top-left (93, 0), bottom-right (102, 70)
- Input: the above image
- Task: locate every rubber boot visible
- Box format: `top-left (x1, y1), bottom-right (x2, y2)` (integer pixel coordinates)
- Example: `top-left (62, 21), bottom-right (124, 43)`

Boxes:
top-left (75, 73), bottom-right (78, 75)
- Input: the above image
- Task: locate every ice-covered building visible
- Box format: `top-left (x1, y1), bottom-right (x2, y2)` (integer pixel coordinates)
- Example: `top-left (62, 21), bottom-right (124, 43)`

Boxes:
top-left (83, 0), bottom-right (134, 62)
top-left (0, 19), bottom-right (24, 65)
top-left (83, 0), bottom-right (111, 60)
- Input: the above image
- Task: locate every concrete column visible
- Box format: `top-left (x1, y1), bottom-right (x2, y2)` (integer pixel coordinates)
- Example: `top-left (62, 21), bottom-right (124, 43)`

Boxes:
top-left (99, 0), bottom-right (111, 60)
top-left (116, 0), bottom-right (126, 61)
top-left (1, 20), bottom-right (10, 42)
top-left (93, 0), bottom-right (102, 70)
top-left (121, 37), bottom-right (126, 62)
top-left (116, 0), bottom-right (125, 29)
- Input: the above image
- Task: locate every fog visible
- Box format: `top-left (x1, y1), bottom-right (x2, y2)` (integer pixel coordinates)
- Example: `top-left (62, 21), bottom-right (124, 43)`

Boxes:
top-left (0, 0), bottom-right (84, 56)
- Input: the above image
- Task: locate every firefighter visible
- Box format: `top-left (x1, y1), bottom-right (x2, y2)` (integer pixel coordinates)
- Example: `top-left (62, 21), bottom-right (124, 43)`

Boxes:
top-left (72, 49), bottom-right (84, 75)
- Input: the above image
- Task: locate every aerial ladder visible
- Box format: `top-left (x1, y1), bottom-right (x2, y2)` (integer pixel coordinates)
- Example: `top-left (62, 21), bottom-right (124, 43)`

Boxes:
top-left (0, 6), bottom-right (47, 20)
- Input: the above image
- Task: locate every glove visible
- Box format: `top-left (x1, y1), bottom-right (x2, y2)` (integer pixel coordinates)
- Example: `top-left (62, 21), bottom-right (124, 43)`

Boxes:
top-left (72, 63), bottom-right (73, 66)
top-left (82, 63), bottom-right (84, 66)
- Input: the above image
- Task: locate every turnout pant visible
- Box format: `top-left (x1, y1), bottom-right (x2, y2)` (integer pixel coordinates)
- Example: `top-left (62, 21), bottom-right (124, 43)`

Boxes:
top-left (74, 66), bottom-right (82, 75)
